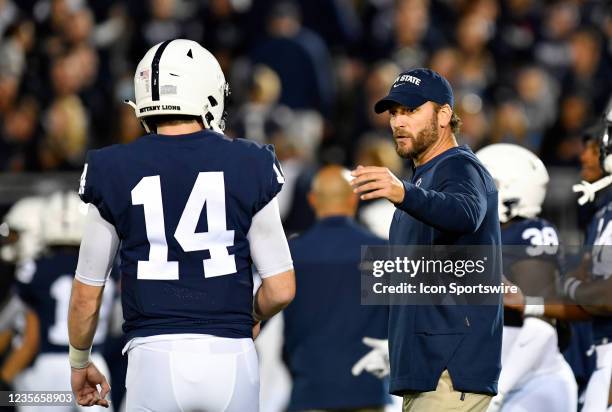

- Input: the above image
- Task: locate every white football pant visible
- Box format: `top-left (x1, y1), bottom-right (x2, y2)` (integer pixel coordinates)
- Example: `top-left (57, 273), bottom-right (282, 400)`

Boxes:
top-left (500, 359), bottom-right (577, 412)
top-left (125, 336), bottom-right (259, 412)
top-left (582, 342), bottom-right (612, 412)
top-left (499, 321), bottom-right (577, 412)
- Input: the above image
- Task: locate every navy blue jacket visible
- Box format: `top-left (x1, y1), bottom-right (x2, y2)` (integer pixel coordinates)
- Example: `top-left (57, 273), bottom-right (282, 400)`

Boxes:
top-left (284, 216), bottom-right (389, 411)
top-left (388, 145), bottom-right (502, 395)
top-left (79, 130), bottom-right (283, 340)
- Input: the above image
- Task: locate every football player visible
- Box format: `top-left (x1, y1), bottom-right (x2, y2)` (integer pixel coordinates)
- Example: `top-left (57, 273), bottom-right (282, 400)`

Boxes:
top-left (565, 105), bottom-right (612, 412)
top-left (506, 102), bottom-right (612, 412)
top-left (15, 191), bottom-right (115, 412)
top-left (476, 144), bottom-right (577, 412)
top-left (67, 39), bottom-right (295, 411)
top-left (0, 219), bottom-right (22, 335)
top-left (0, 206), bottom-right (40, 404)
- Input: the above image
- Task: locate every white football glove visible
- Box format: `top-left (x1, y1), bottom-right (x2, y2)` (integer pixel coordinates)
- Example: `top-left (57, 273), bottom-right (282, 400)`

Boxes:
top-left (486, 393), bottom-right (504, 412)
top-left (573, 175), bottom-right (612, 205)
top-left (351, 337), bottom-right (390, 379)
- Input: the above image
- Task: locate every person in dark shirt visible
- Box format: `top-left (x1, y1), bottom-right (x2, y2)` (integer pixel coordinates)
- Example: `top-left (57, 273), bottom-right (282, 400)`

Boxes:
top-left (351, 68), bottom-right (502, 412)
top-left (284, 165), bottom-right (389, 412)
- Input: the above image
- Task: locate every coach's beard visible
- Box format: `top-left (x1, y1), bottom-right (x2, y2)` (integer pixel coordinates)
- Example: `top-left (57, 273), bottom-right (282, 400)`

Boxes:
top-left (394, 117), bottom-right (439, 160)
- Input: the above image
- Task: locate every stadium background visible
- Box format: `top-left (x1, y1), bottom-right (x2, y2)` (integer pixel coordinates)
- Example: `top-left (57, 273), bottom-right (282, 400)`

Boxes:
top-left (0, 0), bottom-right (610, 409)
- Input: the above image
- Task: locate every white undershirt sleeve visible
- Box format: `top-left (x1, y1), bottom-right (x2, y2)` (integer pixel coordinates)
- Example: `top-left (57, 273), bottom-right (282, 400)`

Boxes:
top-left (247, 197), bottom-right (293, 278)
top-left (75, 204), bottom-right (120, 286)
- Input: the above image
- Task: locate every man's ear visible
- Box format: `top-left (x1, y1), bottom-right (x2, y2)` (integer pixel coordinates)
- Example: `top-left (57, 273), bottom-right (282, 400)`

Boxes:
top-left (437, 104), bottom-right (452, 128)
top-left (348, 191), bottom-right (359, 212)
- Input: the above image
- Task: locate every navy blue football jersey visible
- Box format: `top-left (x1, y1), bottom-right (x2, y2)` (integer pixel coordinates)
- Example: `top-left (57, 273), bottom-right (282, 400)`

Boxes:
top-left (16, 249), bottom-right (116, 354)
top-left (78, 130), bottom-right (284, 340)
top-left (501, 218), bottom-right (560, 327)
top-left (585, 201), bottom-right (612, 342)
top-left (500, 218), bottom-right (560, 271)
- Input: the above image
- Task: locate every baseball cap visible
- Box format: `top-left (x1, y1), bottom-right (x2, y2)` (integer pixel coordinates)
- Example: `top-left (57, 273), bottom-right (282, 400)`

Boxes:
top-left (374, 68), bottom-right (454, 114)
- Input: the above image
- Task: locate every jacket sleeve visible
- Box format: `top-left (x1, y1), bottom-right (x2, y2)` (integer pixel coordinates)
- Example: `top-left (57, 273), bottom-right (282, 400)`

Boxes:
top-left (394, 157), bottom-right (489, 234)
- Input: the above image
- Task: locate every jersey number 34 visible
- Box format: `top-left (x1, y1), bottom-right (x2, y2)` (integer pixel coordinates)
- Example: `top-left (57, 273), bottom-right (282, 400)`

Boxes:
top-left (131, 172), bottom-right (236, 280)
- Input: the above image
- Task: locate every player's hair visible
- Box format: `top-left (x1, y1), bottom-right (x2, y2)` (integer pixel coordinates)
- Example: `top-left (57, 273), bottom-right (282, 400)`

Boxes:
top-left (432, 102), bottom-right (462, 135)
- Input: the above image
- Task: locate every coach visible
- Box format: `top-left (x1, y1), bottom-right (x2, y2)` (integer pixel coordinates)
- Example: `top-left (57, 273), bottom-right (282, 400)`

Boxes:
top-left (283, 165), bottom-right (389, 412)
top-left (351, 68), bottom-right (502, 411)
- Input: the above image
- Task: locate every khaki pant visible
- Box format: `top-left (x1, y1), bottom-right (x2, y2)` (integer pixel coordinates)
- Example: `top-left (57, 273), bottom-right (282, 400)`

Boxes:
top-left (302, 409), bottom-right (384, 412)
top-left (403, 370), bottom-right (492, 412)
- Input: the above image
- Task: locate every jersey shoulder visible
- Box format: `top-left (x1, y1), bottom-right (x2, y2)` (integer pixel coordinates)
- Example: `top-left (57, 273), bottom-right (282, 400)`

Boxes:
top-left (78, 144), bottom-right (125, 200)
top-left (593, 201), bottom-right (612, 222)
top-left (28, 252), bottom-right (78, 281)
top-left (501, 218), bottom-right (560, 265)
top-left (434, 149), bottom-right (496, 192)
top-left (288, 219), bottom-right (386, 255)
top-left (349, 220), bottom-right (387, 245)
top-left (586, 201), bottom-right (612, 245)
top-left (227, 137), bottom-right (285, 211)
top-left (84, 144), bottom-right (126, 170)
top-left (502, 218), bottom-right (558, 245)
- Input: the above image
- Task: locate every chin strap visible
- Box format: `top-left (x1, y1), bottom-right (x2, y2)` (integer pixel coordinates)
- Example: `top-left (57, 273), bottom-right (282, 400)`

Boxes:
top-left (202, 102), bottom-right (224, 134)
top-left (124, 100), bottom-right (152, 133)
top-left (572, 175), bottom-right (612, 205)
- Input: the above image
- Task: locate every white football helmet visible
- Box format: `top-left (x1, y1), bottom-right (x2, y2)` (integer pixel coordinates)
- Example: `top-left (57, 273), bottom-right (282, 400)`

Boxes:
top-left (476, 144), bottom-right (549, 223)
top-left (4, 196), bottom-right (45, 262)
top-left (126, 39), bottom-right (229, 133)
top-left (41, 191), bottom-right (86, 247)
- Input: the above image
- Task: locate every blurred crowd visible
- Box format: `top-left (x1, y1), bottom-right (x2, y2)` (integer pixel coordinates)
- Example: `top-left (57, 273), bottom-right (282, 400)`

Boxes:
top-left (0, 0), bottom-right (610, 176)
top-left (0, 2), bottom-right (611, 410)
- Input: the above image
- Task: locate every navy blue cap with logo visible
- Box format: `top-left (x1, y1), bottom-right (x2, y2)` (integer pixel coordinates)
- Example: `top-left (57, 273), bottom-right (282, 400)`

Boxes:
top-left (374, 68), bottom-right (454, 114)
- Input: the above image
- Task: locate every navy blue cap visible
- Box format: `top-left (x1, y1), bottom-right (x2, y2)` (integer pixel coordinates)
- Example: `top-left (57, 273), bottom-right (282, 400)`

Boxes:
top-left (374, 68), bottom-right (454, 113)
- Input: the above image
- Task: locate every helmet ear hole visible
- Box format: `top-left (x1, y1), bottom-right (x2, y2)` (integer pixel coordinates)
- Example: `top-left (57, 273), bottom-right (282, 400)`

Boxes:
top-left (219, 82), bottom-right (231, 131)
top-left (502, 198), bottom-right (519, 221)
top-left (205, 112), bottom-right (215, 128)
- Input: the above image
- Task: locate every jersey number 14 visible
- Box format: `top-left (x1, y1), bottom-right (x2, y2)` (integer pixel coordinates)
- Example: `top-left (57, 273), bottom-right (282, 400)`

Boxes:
top-left (131, 172), bottom-right (236, 280)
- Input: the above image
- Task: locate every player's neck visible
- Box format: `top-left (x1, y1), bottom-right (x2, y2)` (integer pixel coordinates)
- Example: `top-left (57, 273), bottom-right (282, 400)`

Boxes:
top-left (316, 210), bottom-right (354, 219)
top-left (157, 122), bottom-right (205, 136)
